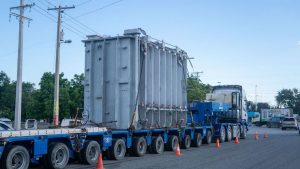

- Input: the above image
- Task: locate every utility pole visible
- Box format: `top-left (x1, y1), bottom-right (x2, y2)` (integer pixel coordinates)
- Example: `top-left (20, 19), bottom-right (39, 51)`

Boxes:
top-left (10, 0), bottom-right (34, 130)
top-left (48, 5), bottom-right (74, 127)
top-left (191, 71), bottom-right (203, 80)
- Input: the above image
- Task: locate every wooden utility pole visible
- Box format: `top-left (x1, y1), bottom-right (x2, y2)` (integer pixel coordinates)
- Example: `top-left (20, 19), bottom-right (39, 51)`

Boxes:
top-left (48, 5), bottom-right (74, 127)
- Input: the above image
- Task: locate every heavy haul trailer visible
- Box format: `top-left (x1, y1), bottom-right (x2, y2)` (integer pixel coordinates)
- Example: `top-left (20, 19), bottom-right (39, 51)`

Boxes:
top-left (0, 29), bottom-right (211, 169)
top-left (188, 85), bottom-right (248, 143)
top-left (83, 28), bottom-right (212, 159)
top-left (0, 127), bottom-right (111, 169)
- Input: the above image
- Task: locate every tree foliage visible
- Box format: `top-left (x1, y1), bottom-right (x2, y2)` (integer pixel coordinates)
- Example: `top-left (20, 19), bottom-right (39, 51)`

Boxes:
top-left (0, 71), bottom-right (84, 121)
top-left (187, 75), bottom-right (211, 102)
top-left (276, 88), bottom-right (300, 114)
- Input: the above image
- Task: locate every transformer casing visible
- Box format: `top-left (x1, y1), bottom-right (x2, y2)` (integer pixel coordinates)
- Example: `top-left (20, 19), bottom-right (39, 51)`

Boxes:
top-left (83, 29), bottom-right (188, 129)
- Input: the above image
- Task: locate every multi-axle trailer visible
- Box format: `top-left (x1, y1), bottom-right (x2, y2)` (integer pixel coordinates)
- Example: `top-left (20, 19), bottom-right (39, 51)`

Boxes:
top-left (0, 125), bottom-right (212, 169)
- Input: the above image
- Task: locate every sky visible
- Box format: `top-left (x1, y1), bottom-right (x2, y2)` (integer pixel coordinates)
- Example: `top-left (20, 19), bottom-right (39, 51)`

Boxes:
top-left (0, 0), bottom-right (300, 105)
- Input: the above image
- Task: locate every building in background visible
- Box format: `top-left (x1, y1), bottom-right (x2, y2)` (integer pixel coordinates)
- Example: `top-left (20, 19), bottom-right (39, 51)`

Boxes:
top-left (261, 108), bottom-right (293, 122)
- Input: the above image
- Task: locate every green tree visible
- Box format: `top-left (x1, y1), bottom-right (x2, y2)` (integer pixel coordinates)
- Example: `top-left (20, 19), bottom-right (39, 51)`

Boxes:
top-left (246, 101), bottom-right (256, 112)
top-left (32, 72), bottom-right (72, 121)
top-left (256, 102), bottom-right (270, 113)
top-left (69, 74), bottom-right (84, 118)
top-left (187, 75), bottom-right (211, 102)
top-left (276, 88), bottom-right (300, 114)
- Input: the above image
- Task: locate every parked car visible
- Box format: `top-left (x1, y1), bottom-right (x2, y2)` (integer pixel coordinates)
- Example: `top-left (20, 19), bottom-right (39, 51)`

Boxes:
top-left (282, 117), bottom-right (298, 130)
top-left (267, 116), bottom-right (285, 128)
top-left (0, 121), bottom-right (14, 131)
top-left (61, 118), bottom-right (82, 127)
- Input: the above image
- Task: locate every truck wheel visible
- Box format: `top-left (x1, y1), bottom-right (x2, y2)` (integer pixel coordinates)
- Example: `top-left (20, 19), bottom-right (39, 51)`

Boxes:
top-left (181, 135), bottom-right (191, 149)
top-left (226, 127), bottom-right (232, 142)
top-left (132, 137), bottom-right (147, 157)
top-left (150, 136), bottom-right (164, 154)
top-left (1, 145), bottom-right (30, 169)
top-left (165, 135), bottom-right (179, 151)
top-left (240, 125), bottom-right (246, 139)
top-left (236, 127), bottom-right (240, 139)
top-left (81, 140), bottom-right (100, 165)
top-left (282, 127), bottom-right (286, 130)
top-left (192, 133), bottom-right (202, 147)
top-left (107, 139), bottom-right (126, 160)
top-left (45, 143), bottom-right (69, 169)
top-left (219, 126), bottom-right (226, 143)
top-left (203, 130), bottom-right (212, 144)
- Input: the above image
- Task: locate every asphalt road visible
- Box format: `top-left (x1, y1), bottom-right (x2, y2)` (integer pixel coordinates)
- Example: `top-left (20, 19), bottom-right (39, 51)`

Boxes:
top-left (61, 126), bottom-right (300, 169)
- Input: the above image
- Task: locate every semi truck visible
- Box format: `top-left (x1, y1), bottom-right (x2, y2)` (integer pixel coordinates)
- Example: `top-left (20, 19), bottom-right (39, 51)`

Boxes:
top-left (0, 29), bottom-right (244, 169)
top-left (188, 85), bottom-right (248, 143)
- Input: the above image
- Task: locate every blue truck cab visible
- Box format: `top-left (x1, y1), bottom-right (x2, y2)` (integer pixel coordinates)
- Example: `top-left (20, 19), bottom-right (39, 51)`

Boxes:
top-left (187, 85), bottom-right (248, 143)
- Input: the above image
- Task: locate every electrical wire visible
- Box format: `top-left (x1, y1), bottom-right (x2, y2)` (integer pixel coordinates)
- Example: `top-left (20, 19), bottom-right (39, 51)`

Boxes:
top-left (76, 0), bottom-right (93, 7)
top-left (64, 12), bottom-right (99, 35)
top-left (36, 0), bottom-right (96, 37)
top-left (32, 3), bottom-right (86, 39)
top-left (72, 0), bottom-right (124, 19)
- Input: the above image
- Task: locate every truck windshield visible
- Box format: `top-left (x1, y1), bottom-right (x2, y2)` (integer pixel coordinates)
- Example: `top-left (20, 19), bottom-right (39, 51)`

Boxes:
top-left (283, 118), bottom-right (295, 122)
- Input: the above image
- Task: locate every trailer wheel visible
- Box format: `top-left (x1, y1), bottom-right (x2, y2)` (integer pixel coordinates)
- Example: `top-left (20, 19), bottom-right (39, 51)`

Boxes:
top-left (203, 130), bottom-right (212, 144)
top-left (219, 126), bottom-right (226, 143)
top-left (150, 136), bottom-right (164, 154)
top-left (81, 140), bottom-right (100, 165)
top-left (45, 143), bottom-right (69, 169)
top-left (132, 137), bottom-right (147, 157)
top-left (192, 133), bottom-right (202, 147)
top-left (181, 135), bottom-right (191, 149)
top-left (107, 139), bottom-right (126, 160)
top-left (226, 126), bottom-right (232, 142)
top-left (165, 135), bottom-right (179, 151)
top-left (1, 145), bottom-right (30, 169)
top-left (236, 126), bottom-right (241, 139)
top-left (240, 125), bottom-right (247, 139)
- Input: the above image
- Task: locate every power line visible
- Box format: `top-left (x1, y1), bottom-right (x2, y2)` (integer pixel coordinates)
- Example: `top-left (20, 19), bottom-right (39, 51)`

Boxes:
top-left (64, 12), bottom-right (99, 35)
top-left (76, 0), bottom-right (93, 7)
top-left (72, 0), bottom-right (124, 19)
top-left (32, 2), bottom-right (86, 38)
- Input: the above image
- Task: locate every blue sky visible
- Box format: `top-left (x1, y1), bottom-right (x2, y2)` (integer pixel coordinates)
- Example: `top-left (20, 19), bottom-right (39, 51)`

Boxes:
top-left (1, 0), bottom-right (300, 105)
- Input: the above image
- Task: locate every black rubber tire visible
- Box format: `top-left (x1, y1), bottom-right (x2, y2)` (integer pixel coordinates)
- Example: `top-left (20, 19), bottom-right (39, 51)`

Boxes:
top-left (149, 136), bottom-right (164, 154)
top-left (203, 130), bottom-right (212, 144)
top-left (192, 133), bottom-right (202, 147)
top-left (236, 126), bottom-right (240, 139)
top-left (219, 126), bottom-right (226, 143)
top-left (181, 135), bottom-right (191, 149)
top-left (226, 126), bottom-right (232, 142)
top-left (1, 145), bottom-right (30, 169)
top-left (45, 143), bottom-right (69, 169)
top-left (81, 140), bottom-right (101, 165)
top-left (107, 139), bottom-right (126, 160)
top-left (132, 137), bottom-right (147, 157)
top-left (165, 135), bottom-right (179, 151)
top-left (282, 127), bottom-right (286, 130)
top-left (240, 125), bottom-right (247, 139)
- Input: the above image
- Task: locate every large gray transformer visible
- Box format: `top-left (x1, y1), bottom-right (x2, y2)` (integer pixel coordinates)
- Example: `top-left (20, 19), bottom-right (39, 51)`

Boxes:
top-left (83, 29), bottom-right (188, 129)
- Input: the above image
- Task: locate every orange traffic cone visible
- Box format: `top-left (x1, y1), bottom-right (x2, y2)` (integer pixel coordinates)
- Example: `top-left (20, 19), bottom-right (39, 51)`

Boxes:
top-left (234, 136), bottom-right (239, 144)
top-left (263, 133), bottom-right (267, 139)
top-left (215, 138), bottom-right (221, 148)
top-left (96, 153), bottom-right (105, 169)
top-left (175, 143), bottom-right (182, 156)
top-left (255, 131), bottom-right (259, 140)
